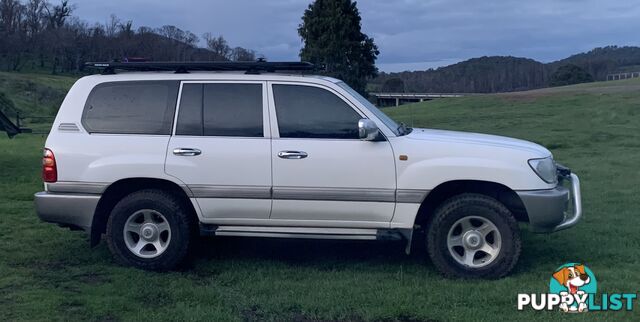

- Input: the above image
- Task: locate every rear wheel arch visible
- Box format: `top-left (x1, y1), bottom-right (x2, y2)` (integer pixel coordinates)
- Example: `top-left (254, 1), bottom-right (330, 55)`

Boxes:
top-left (90, 178), bottom-right (197, 247)
top-left (414, 180), bottom-right (529, 228)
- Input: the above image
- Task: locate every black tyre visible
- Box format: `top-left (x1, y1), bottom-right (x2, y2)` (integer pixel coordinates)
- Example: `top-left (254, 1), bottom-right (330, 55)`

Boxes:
top-left (426, 193), bottom-right (521, 279)
top-left (106, 189), bottom-right (196, 271)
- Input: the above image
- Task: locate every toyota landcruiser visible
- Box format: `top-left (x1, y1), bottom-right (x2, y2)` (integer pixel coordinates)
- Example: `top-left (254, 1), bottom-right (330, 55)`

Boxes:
top-left (35, 61), bottom-right (582, 278)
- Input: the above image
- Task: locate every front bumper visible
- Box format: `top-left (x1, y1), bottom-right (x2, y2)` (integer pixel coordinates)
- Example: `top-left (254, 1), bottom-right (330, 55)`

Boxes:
top-left (517, 173), bottom-right (582, 233)
top-left (34, 192), bottom-right (100, 231)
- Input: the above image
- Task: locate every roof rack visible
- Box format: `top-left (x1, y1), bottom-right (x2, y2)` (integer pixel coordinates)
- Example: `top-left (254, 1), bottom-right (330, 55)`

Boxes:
top-left (84, 60), bottom-right (319, 75)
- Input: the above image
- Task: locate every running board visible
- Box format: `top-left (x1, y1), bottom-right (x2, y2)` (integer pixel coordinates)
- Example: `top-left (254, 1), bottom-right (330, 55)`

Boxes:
top-left (200, 225), bottom-right (405, 241)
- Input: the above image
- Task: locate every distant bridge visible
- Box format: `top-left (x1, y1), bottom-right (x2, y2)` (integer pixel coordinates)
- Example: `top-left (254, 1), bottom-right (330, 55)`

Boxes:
top-left (370, 92), bottom-right (465, 107)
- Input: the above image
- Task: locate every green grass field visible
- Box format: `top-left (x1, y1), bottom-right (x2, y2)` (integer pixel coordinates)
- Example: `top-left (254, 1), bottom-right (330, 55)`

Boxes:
top-left (1, 75), bottom-right (639, 321)
top-left (0, 71), bottom-right (76, 133)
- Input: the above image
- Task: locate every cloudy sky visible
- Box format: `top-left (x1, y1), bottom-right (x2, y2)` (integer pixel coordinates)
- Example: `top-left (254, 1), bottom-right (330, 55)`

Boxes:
top-left (73, 0), bottom-right (640, 72)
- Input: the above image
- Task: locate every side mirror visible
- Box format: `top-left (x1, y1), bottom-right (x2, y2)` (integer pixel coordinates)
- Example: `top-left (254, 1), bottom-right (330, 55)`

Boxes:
top-left (358, 119), bottom-right (380, 141)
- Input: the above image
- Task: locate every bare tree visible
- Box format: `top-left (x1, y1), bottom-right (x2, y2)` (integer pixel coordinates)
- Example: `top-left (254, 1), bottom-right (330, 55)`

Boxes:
top-left (43, 0), bottom-right (71, 29)
top-left (104, 13), bottom-right (119, 37)
top-left (119, 19), bottom-right (133, 37)
top-left (24, 0), bottom-right (46, 36)
top-left (230, 47), bottom-right (256, 62)
top-left (203, 33), bottom-right (230, 60)
top-left (0, 0), bottom-right (26, 70)
top-left (0, 0), bottom-right (24, 34)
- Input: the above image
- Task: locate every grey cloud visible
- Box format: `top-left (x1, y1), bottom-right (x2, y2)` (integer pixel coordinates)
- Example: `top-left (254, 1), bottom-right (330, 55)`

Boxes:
top-left (73, 0), bottom-right (640, 72)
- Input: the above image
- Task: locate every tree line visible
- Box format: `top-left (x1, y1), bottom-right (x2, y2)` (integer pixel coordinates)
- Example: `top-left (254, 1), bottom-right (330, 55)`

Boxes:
top-left (0, 0), bottom-right (257, 73)
top-left (0, 0), bottom-right (379, 95)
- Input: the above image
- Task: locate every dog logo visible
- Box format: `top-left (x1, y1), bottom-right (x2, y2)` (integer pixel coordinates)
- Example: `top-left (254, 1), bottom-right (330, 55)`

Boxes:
top-left (519, 263), bottom-right (636, 312)
top-left (549, 263), bottom-right (597, 313)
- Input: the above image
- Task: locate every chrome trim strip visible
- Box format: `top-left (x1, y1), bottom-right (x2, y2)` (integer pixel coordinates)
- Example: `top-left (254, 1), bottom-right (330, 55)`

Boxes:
top-left (188, 185), bottom-right (428, 203)
top-left (272, 187), bottom-right (396, 202)
top-left (189, 185), bottom-right (271, 199)
top-left (47, 182), bottom-right (429, 204)
top-left (47, 182), bottom-right (107, 194)
top-left (396, 189), bottom-right (430, 203)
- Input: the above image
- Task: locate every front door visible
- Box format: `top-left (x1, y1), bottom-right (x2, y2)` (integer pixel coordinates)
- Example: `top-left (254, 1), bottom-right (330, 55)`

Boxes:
top-left (165, 81), bottom-right (272, 220)
top-left (268, 82), bottom-right (396, 226)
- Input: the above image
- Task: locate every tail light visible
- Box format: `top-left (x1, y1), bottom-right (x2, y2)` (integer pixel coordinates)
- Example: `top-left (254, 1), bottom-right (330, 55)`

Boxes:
top-left (42, 148), bottom-right (57, 183)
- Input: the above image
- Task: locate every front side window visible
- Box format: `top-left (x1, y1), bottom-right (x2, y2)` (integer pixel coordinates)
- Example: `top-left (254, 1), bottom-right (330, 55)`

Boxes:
top-left (176, 83), bottom-right (264, 137)
top-left (273, 84), bottom-right (361, 139)
top-left (82, 81), bottom-right (179, 134)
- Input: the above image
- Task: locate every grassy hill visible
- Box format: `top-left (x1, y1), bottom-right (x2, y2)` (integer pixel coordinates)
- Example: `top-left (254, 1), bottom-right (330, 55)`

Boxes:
top-left (0, 72), bottom-right (76, 133)
top-left (0, 71), bottom-right (75, 115)
top-left (1, 77), bottom-right (639, 320)
top-left (386, 77), bottom-right (640, 153)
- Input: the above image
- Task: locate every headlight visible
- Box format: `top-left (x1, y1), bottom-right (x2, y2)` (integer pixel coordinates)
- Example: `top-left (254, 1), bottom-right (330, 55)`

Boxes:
top-left (528, 157), bottom-right (557, 184)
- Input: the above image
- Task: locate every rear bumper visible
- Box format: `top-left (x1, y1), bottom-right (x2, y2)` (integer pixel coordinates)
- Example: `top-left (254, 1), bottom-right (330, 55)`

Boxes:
top-left (517, 173), bottom-right (582, 233)
top-left (34, 192), bottom-right (100, 231)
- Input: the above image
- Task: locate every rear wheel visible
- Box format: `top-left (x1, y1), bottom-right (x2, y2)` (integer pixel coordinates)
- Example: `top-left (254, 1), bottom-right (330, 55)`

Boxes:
top-left (106, 189), bottom-right (195, 271)
top-left (426, 193), bottom-right (521, 279)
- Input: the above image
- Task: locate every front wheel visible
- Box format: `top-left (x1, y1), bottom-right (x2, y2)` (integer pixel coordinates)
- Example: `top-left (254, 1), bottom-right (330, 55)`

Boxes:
top-left (106, 189), bottom-right (195, 271)
top-left (426, 193), bottom-right (521, 279)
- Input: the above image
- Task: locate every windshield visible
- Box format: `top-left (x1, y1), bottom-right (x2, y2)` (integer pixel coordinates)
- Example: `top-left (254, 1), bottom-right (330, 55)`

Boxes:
top-left (337, 82), bottom-right (400, 135)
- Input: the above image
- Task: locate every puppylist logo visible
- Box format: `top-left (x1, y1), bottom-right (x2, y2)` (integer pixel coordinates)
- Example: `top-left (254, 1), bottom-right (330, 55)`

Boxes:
top-left (518, 263), bottom-right (638, 313)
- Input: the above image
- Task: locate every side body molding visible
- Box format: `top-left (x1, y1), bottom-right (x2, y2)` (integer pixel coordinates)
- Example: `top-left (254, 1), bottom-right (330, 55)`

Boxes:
top-left (186, 185), bottom-right (429, 204)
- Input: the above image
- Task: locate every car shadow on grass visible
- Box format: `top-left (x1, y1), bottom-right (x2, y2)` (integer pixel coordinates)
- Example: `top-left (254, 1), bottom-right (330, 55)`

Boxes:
top-left (176, 229), bottom-right (579, 279)
top-left (48, 227), bottom-right (577, 280)
top-left (193, 236), bottom-right (419, 268)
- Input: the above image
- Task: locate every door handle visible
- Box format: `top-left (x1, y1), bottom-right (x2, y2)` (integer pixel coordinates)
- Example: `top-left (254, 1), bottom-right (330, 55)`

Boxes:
top-left (173, 148), bottom-right (202, 156)
top-left (278, 151), bottom-right (308, 159)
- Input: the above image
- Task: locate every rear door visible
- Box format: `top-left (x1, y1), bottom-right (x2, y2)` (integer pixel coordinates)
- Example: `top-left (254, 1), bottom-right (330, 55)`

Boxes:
top-left (165, 81), bottom-right (272, 220)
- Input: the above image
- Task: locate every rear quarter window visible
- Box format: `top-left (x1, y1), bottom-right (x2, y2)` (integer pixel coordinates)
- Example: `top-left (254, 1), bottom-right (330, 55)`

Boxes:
top-left (82, 81), bottom-right (179, 135)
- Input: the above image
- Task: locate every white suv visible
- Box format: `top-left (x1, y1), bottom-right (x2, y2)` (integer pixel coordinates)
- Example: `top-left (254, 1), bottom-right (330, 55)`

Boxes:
top-left (35, 61), bottom-right (581, 279)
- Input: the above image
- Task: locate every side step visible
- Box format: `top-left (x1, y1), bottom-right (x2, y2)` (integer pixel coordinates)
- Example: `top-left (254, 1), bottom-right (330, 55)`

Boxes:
top-left (200, 225), bottom-right (405, 241)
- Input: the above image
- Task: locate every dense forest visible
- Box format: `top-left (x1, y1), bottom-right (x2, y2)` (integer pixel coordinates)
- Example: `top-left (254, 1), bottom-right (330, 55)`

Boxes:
top-left (0, 0), bottom-right (256, 74)
top-left (372, 46), bottom-right (640, 93)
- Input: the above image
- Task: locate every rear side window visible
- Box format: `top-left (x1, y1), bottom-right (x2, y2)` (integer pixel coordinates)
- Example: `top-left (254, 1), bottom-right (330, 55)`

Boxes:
top-left (82, 81), bottom-right (179, 135)
top-left (273, 84), bottom-right (361, 139)
top-left (175, 84), bottom-right (203, 136)
top-left (176, 83), bottom-right (264, 137)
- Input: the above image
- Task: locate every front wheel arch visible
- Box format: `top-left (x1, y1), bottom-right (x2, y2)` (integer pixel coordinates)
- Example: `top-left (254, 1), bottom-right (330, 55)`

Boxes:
top-left (414, 180), bottom-right (529, 229)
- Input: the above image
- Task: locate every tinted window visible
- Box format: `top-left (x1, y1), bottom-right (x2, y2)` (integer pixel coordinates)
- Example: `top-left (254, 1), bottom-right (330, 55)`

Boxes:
top-left (175, 84), bottom-right (203, 136)
top-left (273, 85), bottom-right (361, 139)
top-left (176, 83), bottom-right (264, 137)
top-left (82, 81), bottom-right (178, 134)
